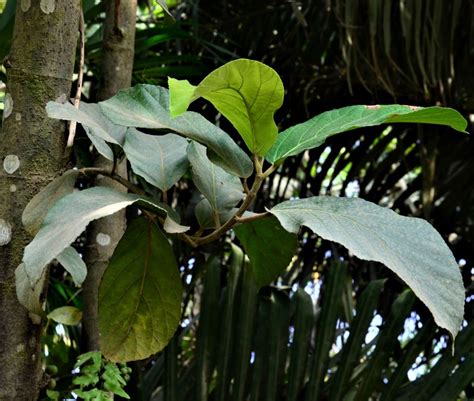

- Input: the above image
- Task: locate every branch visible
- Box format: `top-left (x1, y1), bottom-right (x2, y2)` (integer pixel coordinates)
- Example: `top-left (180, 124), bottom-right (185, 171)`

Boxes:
top-left (66, 11), bottom-right (85, 150)
top-left (78, 167), bottom-right (145, 195)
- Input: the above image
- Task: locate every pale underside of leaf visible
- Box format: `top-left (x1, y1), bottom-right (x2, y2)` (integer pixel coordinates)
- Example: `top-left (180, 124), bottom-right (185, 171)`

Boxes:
top-left (55, 246), bottom-right (87, 286)
top-left (46, 100), bottom-right (126, 148)
top-left (22, 187), bottom-right (187, 288)
top-left (124, 129), bottom-right (189, 192)
top-left (270, 196), bottom-right (465, 339)
top-left (187, 141), bottom-right (244, 215)
top-left (22, 169), bottom-right (79, 235)
top-left (98, 84), bottom-right (253, 177)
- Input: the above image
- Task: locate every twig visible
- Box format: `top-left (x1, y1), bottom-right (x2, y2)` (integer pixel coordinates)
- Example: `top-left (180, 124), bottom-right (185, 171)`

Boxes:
top-left (234, 211), bottom-right (270, 224)
top-left (78, 167), bottom-right (145, 195)
top-left (66, 11), bottom-right (85, 150)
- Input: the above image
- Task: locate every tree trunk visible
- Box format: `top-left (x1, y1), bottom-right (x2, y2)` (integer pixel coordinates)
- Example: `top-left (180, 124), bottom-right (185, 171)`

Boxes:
top-left (0, 1), bottom-right (80, 400)
top-left (82, 0), bottom-right (137, 351)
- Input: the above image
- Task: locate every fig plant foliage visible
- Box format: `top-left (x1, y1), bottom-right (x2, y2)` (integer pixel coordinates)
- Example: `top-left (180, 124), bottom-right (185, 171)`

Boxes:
top-left (17, 59), bottom-right (467, 362)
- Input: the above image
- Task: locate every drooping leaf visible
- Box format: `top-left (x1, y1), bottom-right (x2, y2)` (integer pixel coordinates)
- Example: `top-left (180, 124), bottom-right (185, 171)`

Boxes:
top-left (15, 263), bottom-right (46, 319)
top-left (266, 105), bottom-right (468, 163)
top-left (98, 218), bottom-right (182, 362)
top-left (124, 129), bottom-right (189, 191)
top-left (22, 170), bottom-right (79, 235)
top-left (270, 196), bottom-right (465, 340)
top-left (98, 85), bottom-right (253, 177)
top-left (46, 101), bottom-right (126, 160)
top-left (55, 246), bottom-right (87, 285)
top-left (169, 59), bottom-right (285, 156)
top-left (22, 187), bottom-right (188, 288)
top-left (234, 216), bottom-right (297, 287)
top-left (187, 141), bottom-right (244, 221)
top-left (47, 306), bottom-right (82, 326)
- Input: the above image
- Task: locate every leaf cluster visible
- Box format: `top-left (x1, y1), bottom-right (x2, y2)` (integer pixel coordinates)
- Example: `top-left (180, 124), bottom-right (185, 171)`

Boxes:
top-left (16, 58), bottom-right (468, 362)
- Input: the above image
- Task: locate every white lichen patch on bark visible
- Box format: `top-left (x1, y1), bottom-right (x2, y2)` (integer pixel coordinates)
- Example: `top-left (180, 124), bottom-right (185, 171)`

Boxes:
top-left (40, 0), bottom-right (55, 14)
top-left (96, 233), bottom-right (111, 246)
top-left (20, 0), bottom-right (31, 12)
top-left (9, 184), bottom-right (17, 193)
top-left (3, 155), bottom-right (20, 174)
top-left (4, 93), bottom-right (13, 119)
top-left (15, 113), bottom-right (22, 122)
top-left (0, 219), bottom-right (13, 246)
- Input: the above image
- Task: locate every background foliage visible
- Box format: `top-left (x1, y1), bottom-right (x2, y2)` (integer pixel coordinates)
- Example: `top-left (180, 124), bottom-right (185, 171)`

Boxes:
top-left (1, 0), bottom-right (473, 400)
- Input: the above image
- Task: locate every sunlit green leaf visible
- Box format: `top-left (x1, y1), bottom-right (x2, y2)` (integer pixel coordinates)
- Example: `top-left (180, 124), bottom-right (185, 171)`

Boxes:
top-left (270, 196), bottom-right (465, 340)
top-left (99, 218), bottom-right (182, 362)
top-left (266, 105), bottom-right (468, 163)
top-left (169, 59), bottom-right (285, 156)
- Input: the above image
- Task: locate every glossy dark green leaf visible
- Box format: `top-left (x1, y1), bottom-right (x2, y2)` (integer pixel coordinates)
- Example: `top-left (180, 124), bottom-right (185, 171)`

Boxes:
top-left (266, 105), bottom-right (468, 163)
top-left (234, 216), bottom-right (297, 288)
top-left (270, 196), bottom-right (464, 340)
top-left (98, 84), bottom-right (253, 177)
top-left (98, 218), bottom-right (182, 362)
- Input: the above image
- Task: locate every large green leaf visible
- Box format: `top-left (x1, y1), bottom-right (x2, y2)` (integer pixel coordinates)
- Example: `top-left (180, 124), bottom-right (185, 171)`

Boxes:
top-left (187, 141), bottom-right (244, 220)
top-left (98, 84), bottom-right (253, 177)
top-left (266, 105), bottom-right (468, 163)
top-left (21, 187), bottom-right (188, 288)
top-left (124, 129), bottom-right (189, 191)
top-left (234, 216), bottom-right (298, 287)
top-left (98, 218), bottom-right (182, 362)
top-left (270, 196), bottom-right (465, 339)
top-left (169, 59), bottom-right (285, 156)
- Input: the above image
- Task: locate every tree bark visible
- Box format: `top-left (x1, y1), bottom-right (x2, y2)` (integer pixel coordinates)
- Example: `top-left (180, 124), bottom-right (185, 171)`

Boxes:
top-left (82, 0), bottom-right (137, 351)
top-left (0, 1), bottom-right (80, 400)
